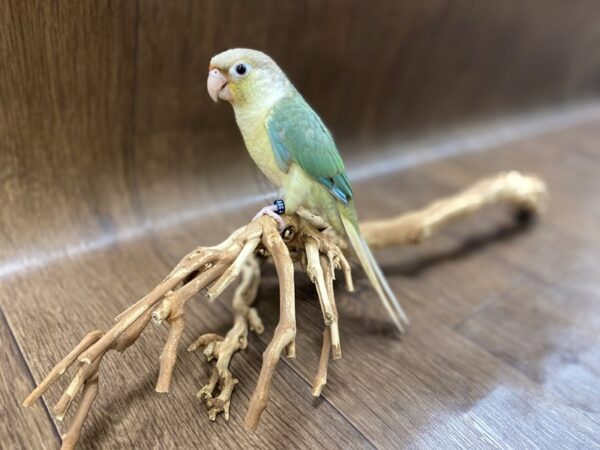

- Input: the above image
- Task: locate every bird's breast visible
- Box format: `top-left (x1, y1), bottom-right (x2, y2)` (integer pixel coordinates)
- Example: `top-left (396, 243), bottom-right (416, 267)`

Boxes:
top-left (236, 110), bottom-right (284, 187)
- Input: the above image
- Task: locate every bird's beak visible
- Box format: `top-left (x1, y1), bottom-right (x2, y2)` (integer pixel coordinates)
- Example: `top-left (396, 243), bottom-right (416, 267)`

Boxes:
top-left (207, 68), bottom-right (231, 102)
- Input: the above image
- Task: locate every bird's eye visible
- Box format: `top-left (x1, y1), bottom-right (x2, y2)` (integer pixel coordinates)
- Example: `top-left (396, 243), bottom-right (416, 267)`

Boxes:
top-left (233, 63), bottom-right (249, 77)
top-left (235, 64), bottom-right (246, 75)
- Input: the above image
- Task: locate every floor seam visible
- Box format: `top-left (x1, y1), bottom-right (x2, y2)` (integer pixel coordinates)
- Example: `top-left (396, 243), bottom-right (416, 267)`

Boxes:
top-left (0, 307), bottom-right (62, 444)
top-left (451, 274), bottom-right (528, 331)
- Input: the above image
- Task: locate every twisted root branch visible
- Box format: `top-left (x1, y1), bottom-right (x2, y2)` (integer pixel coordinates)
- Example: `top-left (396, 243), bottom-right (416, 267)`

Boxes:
top-left (188, 254), bottom-right (264, 420)
top-left (23, 171), bottom-right (547, 449)
top-left (23, 216), bottom-right (286, 448)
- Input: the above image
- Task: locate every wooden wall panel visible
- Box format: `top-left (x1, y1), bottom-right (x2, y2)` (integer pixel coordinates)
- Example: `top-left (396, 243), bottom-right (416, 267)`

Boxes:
top-left (1, 0), bottom-right (599, 255)
top-left (0, 1), bottom-right (138, 260)
top-left (128, 0), bottom-right (600, 228)
top-left (134, 0), bottom-right (600, 141)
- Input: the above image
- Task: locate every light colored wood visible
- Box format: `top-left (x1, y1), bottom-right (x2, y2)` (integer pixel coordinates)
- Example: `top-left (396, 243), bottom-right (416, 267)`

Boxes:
top-left (244, 221), bottom-right (298, 430)
top-left (8, 238), bottom-right (372, 449)
top-left (361, 171), bottom-right (547, 249)
top-left (188, 255), bottom-right (263, 421)
top-left (312, 328), bottom-right (331, 397)
top-left (23, 170), bottom-right (547, 447)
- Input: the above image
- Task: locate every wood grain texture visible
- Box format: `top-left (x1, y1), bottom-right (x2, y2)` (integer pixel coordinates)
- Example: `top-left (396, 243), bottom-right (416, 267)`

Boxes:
top-left (4, 234), bottom-right (371, 449)
top-left (0, 308), bottom-right (60, 448)
top-left (133, 0), bottom-right (600, 140)
top-left (2, 0), bottom-right (600, 448)
top-left (0, 0), bottom-right (138, 264)
top-left (9, 124), bottom-right (599, 448)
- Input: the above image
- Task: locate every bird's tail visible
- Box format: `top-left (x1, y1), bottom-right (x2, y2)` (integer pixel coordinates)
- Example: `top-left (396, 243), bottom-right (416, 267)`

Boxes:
top-left (339, 207), bottom-right (409, 332)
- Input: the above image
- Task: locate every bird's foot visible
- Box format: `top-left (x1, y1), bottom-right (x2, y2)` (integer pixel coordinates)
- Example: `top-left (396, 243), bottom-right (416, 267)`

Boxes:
top-left (253, 200), bottom-right (285, 232)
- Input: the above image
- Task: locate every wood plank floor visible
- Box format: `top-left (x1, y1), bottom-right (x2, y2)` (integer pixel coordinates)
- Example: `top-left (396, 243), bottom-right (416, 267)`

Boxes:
top-left (3, 121), bottom-right (599, 449)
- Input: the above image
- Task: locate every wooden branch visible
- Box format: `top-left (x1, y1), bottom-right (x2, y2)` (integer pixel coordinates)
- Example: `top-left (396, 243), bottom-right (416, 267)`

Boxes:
top-left (23, 217), bottom-right (282, 449)
top-left (188, 254), bottom-right (264, 420)
top-left (312, 328), bottom-right (331, 397)
top-left (59, 372), bottom-right (98, 450)
top-left (305, 236), bottom-right (335, 327)
top-left (244, 220), bottom-right (296, 431)
top-left (321, 255), bottom-right (341, 360)
top-left (23, 171), bottom-right (547, 448)
top-left (23, 331), bottom-right (103, 407)
top-left (361, 171), bottom-right (547, 249)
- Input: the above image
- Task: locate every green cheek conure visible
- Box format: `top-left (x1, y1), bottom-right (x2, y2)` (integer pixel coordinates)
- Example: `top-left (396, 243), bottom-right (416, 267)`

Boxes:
top-left (207, 48), bottom-right (408, 332)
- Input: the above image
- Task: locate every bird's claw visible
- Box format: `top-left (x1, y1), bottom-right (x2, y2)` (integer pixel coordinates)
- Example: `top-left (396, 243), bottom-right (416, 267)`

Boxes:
top-left (253, 205), bottom-right (285, 232)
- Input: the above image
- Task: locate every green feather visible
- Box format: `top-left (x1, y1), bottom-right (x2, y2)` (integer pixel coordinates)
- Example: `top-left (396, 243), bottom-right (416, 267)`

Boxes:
top-left (266, 95), bottom-right (352, 204)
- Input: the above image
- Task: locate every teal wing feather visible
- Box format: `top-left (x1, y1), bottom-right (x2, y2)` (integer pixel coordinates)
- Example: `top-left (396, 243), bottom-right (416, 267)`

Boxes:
top-left (266, 95), bottom-right (352, 204)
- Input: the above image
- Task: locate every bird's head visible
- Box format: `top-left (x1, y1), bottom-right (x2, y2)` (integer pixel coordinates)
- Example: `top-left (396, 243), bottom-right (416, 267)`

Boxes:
top-left (207, 48), bottom-right (291, 109)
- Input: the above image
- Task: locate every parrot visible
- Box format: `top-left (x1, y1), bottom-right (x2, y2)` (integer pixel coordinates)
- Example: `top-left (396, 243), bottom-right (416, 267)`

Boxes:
top-left (207, 48), bottom-right (408, 332)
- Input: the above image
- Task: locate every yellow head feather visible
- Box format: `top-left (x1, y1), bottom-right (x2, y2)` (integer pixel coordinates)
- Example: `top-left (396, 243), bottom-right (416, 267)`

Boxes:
top-left (209, 48), bottom-right (292, 109)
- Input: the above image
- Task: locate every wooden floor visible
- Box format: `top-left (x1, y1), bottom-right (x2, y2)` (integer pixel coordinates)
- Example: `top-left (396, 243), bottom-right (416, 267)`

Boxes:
top-left (3, 120), bottom-right (600, 449)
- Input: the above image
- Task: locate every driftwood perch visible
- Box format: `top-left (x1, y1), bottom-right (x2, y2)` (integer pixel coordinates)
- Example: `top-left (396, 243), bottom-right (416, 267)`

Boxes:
top-left (24, 171), bottom-right (547, 450)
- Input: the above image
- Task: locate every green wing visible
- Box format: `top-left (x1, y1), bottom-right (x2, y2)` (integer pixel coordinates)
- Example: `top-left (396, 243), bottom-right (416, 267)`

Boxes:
top-left (266, 95), bottom-right (352, 204)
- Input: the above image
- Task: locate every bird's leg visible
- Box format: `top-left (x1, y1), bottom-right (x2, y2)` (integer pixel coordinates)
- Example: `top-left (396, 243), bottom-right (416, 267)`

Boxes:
top-left (253, 199), bottom-right (286, 232)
